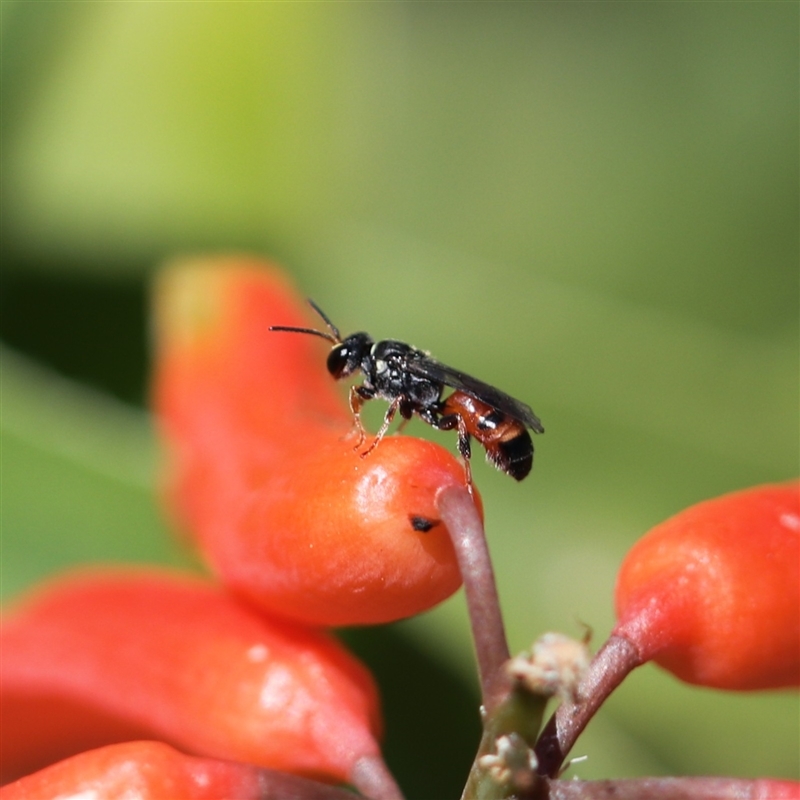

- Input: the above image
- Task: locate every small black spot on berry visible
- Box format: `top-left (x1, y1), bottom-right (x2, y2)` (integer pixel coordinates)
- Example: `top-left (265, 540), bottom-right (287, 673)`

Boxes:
top-left (409, 515), bottom-right (439, 533)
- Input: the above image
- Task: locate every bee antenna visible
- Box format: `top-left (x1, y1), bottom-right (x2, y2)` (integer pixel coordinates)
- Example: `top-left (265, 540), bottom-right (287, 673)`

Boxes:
top-left (268, 325), bottom-right (339, 344)
top-left (268, 299), bottom-right (342, 344)
top-left (306, 299), bottom-right (341, 341)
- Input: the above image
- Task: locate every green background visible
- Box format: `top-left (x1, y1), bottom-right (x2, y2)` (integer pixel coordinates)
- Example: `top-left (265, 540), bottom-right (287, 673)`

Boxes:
top-left (2, 3), bottom-right (797, 797)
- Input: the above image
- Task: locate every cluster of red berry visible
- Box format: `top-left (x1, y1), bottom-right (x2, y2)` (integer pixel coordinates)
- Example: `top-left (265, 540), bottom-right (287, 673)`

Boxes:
top-left (2, 257), bottom-right (797, 799)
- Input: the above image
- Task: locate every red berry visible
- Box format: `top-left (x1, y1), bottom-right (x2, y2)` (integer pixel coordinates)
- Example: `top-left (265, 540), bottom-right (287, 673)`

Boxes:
top-left (615, 482), bottom-right (800, 689)
top-left (1, 570), bottom-right (381, 784)
top-left (153, 258), bottom-right (476, 625)
top-left (0, 742), bottom-right (273, 800)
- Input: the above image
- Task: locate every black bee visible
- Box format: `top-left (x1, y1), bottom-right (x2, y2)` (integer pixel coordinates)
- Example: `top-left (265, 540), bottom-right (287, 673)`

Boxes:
top-left (270, 301), bottom-right (543, 482)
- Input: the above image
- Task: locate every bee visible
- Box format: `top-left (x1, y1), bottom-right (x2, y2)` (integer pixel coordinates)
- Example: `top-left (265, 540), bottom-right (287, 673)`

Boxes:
top-left (270, 302), bottom-right (543, 482)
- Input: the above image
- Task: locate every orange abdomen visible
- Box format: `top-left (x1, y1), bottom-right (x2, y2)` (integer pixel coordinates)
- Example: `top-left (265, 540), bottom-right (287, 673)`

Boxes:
top-left (440, 391), bottom-right (533, 480)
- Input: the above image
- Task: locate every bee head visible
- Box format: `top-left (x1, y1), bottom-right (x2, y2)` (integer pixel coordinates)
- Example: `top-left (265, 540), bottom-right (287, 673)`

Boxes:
top-left (327, 333), bottom-right (372, 380)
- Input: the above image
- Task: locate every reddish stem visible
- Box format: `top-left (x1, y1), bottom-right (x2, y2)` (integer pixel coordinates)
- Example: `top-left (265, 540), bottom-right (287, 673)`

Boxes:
top-left (436, 485), bottom-right (510, 714)
top-left (534, 634), bottom-right (642, 777)
top-left (545, 777), bottom-right (800, 799)
top-left (350, 754), bottom-right (405, 800)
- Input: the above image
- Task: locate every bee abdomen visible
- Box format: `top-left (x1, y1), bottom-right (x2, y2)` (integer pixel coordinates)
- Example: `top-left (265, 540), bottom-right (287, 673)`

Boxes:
top-left (490, 430), bottom-right (533, 481)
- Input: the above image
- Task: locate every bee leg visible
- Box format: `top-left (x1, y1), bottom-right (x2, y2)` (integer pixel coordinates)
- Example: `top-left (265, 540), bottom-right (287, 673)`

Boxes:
top-left (394, 399), bottom-right (416, 434)
top-left (348, 386), bottom-right (372, 449)
top-left (437, 413), bottom-right (474, 490)
top-left (456, 426), bottom-right (471, 460)
top-left (456, 422), bottom-right (474, 489)
top-left (360, 397), bottom-right (401, 457)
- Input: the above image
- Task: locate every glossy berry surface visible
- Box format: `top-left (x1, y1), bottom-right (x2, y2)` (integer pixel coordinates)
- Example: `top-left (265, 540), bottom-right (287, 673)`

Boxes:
top-left (152, 258), bottom-right (475, 625)
top-left (615, 481), bottom-right (800, 690)
top-left (1, 570), bottom-right (381, 784)
top-left (0, 742), bottom-right (273, 800)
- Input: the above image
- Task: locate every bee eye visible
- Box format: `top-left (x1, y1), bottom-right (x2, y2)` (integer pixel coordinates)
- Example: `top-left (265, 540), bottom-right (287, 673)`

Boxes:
top-left (326, 333), bottom-right (371, 380)
top-left (327, 345), bottom-right (351, 379)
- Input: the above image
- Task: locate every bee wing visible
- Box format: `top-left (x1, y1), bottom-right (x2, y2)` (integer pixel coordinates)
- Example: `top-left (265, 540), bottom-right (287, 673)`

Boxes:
top-left (405, 354), bottom-right (544, 433)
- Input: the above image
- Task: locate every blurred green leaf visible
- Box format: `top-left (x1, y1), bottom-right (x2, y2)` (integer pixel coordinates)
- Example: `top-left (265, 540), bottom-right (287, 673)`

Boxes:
top-left (1, 346), bottom-right (196, 600)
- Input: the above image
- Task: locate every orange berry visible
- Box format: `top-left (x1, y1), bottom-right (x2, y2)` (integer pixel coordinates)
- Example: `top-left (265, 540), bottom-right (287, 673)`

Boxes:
top-left (615, 482), bottom-right (800, 690)
top-left (153, 257), bottom-right (475, 625)
top-left (0, 742), bottom-right (273, 800)
top-left (0, 571), bottom-right (381, 784)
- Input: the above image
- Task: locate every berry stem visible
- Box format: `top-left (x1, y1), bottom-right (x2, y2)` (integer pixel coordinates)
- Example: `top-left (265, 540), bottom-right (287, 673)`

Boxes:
top-left (350, 754), bottom-right (406, 800)
top-left (546, 776), bottom-right (800, 799)
top-left (436, 485), bottom-right (510, 714)
top-left (535, 634), bottom-right (642, 778)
